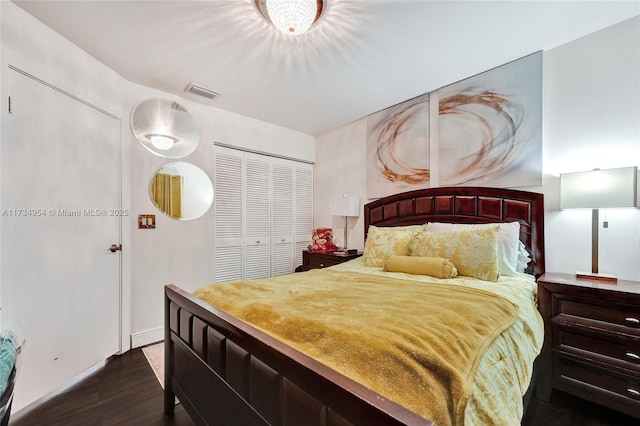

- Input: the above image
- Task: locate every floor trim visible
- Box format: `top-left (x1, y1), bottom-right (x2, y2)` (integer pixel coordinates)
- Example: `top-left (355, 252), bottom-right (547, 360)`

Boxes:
top-left (131, 327), bottom-right (163, 349)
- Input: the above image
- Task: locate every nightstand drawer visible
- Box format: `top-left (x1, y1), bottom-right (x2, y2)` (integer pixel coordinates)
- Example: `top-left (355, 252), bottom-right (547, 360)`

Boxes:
top-left (555, 357), bottom-right (640, 416)
top-left (307, 257), bottom-right (340, 269)
top-left (555, 295), bottom-right (640, 335)
top-left (302, 250), bottom-right (362, 271)
top-left (555, 328), bottom-right (640, 373)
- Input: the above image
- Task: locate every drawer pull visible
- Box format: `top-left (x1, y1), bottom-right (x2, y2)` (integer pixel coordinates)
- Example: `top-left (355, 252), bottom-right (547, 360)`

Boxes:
top-left (627, 388), bottom-right (640, 399)
top-left (626, 352), bottom-right (640, 361)
top-left (625, 317), bottom-right (640, 325)
top-left (256, 240), bottom-right (261, 244)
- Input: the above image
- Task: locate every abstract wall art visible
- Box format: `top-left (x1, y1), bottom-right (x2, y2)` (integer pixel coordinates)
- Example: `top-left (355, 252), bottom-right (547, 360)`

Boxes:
top-left (365, 52), bottom-right (542, 198)
top-left (366, 93), bottom-right (430, 199)
top-left (438, 51), bottom-right (542, 187)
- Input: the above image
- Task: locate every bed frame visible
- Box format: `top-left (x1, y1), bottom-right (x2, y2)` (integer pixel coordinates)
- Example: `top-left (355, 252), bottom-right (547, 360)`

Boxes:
top-left (164, 186), bottom-right (545, 425)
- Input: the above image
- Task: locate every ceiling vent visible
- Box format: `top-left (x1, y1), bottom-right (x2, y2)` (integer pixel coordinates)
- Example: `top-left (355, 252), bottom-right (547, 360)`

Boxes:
top-left (185, 83), bottom-right (219, 100)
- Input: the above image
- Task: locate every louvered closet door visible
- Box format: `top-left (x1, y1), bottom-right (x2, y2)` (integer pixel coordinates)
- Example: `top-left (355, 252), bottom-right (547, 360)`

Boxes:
top-left (271, 158), bottom-right (294, 276)
top-left (214, 146), bottom-right (243, 282)
top-left (294, 163), bottom-right (313, 268)
top-left (244, 153), bottom-right (271, 280)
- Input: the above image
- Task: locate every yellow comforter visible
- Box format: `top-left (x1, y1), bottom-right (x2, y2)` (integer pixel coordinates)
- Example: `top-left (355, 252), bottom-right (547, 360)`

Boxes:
top-left (194, 259), bottom-right (543, 425)
top-left (332, 259), bottom-right (544, 425)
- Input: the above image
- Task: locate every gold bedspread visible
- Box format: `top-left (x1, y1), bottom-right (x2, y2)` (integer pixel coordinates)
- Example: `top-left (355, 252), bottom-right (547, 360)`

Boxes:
top-left (332, 259), bottom-right (544, 425)
top-left (194, 266), bottom-right (525, 426)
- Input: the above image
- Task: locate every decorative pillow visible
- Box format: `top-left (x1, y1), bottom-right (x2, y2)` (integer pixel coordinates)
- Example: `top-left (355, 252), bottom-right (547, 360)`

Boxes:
top-left (362, 225), bottom-right (425, 267)
top-left (384, 256), bottom-right (458, 278)
top-left (425, 222), bottom-right (520, 276)
top-left (410, 227), bottom-right (500, 281)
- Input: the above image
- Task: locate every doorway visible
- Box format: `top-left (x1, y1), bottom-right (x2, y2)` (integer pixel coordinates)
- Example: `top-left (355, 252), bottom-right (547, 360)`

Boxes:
top-left (2, 67), bottom-right (123, 411)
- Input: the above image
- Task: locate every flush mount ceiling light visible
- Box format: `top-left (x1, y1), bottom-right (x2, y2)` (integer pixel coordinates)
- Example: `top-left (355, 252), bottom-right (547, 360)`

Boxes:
top-left (255, 0), bottom-right (324, 36)
top-left (146, 134), bottom-right (178, 150)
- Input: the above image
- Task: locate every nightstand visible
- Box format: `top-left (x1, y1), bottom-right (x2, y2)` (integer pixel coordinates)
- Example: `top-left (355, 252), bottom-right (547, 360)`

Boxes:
top-left (302, 250), bottom-right (361, 271)
top-left (537, 272), bottom-right (640, 418)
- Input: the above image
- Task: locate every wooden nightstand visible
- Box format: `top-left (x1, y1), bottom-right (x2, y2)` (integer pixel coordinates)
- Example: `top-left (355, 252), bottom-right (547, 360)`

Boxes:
top-left (537, 272), bottom-right (640, 418)
top-left (302, 250), bottom-right (361, 271)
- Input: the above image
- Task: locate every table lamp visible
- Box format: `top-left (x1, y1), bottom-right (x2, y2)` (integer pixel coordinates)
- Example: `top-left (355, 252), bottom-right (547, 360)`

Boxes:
top-left (560, 166), bottom-right (638, 282)
top-left (330, 194), bottom-right (360, 252)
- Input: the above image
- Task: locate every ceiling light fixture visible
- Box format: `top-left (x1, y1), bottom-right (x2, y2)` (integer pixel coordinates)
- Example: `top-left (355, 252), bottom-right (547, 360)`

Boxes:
top-left (255, 0), bottom-right (324, 36)
top-left (147, 134), bottom-right (178, 150)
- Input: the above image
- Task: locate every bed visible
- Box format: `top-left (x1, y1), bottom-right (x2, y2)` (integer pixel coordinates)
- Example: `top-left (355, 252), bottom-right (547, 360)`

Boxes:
top-left (164, 186), bottom-right (545, 426)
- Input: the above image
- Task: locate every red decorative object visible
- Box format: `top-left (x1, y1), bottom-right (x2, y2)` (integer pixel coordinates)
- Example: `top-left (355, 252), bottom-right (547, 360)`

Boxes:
top-left (310, 228), bottom-right (338, 253)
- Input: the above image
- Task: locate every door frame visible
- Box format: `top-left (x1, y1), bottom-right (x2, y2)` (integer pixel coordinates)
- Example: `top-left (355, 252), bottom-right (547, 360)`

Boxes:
top-left (0, 57), bottom-right (131, 354)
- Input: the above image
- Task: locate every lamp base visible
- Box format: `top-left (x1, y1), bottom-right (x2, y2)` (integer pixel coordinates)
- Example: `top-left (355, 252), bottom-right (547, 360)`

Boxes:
top-left (575, 271), bottom-right (618, 283)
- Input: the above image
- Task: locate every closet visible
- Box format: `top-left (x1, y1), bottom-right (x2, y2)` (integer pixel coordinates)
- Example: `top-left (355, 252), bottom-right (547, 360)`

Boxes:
top-left (214, 145), bottom-right (313, 282)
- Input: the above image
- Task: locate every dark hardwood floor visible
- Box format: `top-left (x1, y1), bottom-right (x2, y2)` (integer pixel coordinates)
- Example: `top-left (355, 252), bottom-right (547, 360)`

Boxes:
top-left (522, 390), bottom-right (639, 426)
top-left (8, 348), bottom-right (639, 425)
top-left (10, 348), bottom-right (193, 426)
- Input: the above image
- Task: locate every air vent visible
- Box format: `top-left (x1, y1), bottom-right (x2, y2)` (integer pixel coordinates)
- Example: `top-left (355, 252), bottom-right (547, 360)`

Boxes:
top-left (185, 83), bottom-right (219, 100)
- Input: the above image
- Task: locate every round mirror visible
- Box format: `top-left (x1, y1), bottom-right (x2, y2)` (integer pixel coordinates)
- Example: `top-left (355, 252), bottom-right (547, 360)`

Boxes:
top-left (149, 162), bottom-right (214, 220)
top-left (130, 98), bottom-right (199, 159)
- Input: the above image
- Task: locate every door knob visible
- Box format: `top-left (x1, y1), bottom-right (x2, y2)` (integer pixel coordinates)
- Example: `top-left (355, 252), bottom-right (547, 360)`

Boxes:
top-left (109, 244), bottom-right (122, 253)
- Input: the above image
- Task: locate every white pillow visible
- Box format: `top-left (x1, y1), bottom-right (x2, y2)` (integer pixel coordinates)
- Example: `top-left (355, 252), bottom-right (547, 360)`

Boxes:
top-left (517, 241), bottom-right (532, 273)
top-left (425, 222), bottom-right (521, 276)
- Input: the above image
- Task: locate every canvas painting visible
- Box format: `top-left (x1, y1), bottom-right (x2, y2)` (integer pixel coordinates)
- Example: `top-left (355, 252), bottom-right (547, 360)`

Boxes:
top-left (438, 51), bottom-right (543, 187)
top-left (366, 93), bottom-right (430, 199)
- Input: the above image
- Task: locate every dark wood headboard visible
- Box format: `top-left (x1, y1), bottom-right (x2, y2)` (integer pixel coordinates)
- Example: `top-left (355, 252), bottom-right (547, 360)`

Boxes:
top-left (364, 186), bottom-right (545, 278)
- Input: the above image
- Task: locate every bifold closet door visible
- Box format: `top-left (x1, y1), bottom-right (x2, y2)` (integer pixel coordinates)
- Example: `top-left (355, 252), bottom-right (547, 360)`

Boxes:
top-left (214, 146), bottom-right (312, 281)
top-left (214, 147), bottom-right (243, 283)
top-left (244, 153), bottom-right (271, 280)
top-left (294, 163), bottom-right (313, 268)
top-left (270, 157), bottom-right (294, 276)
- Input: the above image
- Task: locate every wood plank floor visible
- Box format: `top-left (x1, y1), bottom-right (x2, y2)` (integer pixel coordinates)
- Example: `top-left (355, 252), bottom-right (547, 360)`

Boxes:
top-left (10, 348), bottom-right (194, 426)
top-left (8, 347), bottom-right (639, 425)
top-left (522, 390), bottom-right (638, 426)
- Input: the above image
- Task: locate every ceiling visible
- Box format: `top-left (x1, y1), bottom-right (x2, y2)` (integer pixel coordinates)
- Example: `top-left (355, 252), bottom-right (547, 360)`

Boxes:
top-left (13, 0), bottom-right (640, 136)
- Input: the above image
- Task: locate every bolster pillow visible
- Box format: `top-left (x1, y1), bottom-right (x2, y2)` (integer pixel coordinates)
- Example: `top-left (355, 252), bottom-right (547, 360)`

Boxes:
top-left (384, 256), bottom-right (458, 278)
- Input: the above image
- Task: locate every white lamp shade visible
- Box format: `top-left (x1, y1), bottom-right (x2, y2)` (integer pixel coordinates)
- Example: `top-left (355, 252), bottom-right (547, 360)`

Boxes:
top-left (560, 166), bottom-right (638, 209)
top-left (330, 194), bottom-right (360, 217)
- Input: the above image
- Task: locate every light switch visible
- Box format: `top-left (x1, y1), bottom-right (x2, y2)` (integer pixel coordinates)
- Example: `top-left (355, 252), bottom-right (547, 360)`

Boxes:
top-left (138, 214), bottom-right (156, 229)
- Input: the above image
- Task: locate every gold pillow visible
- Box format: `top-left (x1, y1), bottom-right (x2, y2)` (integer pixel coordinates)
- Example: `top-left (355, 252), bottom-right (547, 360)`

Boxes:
top-left (410, 227), bottom-right (500, 281)
top-left (362, 225), bottom-right (424, 267)
top-left (384, 256), bottom-right (458, 278)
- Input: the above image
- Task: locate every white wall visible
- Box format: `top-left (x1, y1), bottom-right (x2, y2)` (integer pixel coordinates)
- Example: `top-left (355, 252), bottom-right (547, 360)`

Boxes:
top-left (129, 93), bottom-right (315, 344)
top-left (533, 16), bottom-right (640, 280)
top-left (0, 0), bottom-right (315, 363)
top-left (314, 16), bottom-right (640, 281)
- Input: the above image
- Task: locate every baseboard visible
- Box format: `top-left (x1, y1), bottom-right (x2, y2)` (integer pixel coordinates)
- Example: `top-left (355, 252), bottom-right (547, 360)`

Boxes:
top-left (131, 326), bottom-right (163, 349)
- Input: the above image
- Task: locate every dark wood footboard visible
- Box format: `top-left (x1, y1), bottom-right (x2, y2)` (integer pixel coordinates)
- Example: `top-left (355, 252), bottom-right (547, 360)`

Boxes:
top-left (164, 284), bottom-right (433, 426)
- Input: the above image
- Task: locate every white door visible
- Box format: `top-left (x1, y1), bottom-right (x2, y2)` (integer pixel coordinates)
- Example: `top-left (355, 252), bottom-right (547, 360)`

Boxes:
top-left (214, 146), bottom-right (243, 282)
top-left (244, 152), bottom-right (271, 280)
top-left (2, 68), bottom-right (121, 410)
top-left (270, 158), bottom-right (294, 276)
top-left (294, 163), bottom-right (313, 268)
